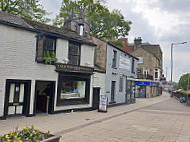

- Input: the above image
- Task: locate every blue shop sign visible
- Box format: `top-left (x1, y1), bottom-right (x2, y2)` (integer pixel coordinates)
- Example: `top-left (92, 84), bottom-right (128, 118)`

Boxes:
top-left (150, 82), bottom-right (159, 86)
top-left (135, 81), bottom-right (159, 86)
top-left (135, 81), bottom-right (150, 86)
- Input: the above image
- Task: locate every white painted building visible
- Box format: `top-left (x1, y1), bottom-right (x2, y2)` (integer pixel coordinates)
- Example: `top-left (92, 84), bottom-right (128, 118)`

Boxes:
top-left (0, 12), bottom-right (96, 119)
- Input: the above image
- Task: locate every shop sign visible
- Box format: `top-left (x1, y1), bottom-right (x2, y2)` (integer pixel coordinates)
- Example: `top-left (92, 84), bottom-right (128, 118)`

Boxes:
top-left (135, 81), bottom-right (150, 86)
top-left (150, 82), bottom-right (159, 86)
top-left (119, 55), bottom-right (131, 72)
top-left (99, 96), bottom-right (108, 112)
top-left (56, 63), bottom-right (94, 73)
top-left (135, 81), bottom-right (159, 86)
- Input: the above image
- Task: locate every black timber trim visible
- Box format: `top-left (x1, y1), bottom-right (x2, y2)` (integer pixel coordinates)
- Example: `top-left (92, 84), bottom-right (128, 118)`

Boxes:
top-left (94, 69), bottom-right (106, 73)
top-left (3, 79), bottom-right (31, 119)
top-left (0, 20), bottom-right (96, 46)
top-left (56, 72), bottom-right (91, 106)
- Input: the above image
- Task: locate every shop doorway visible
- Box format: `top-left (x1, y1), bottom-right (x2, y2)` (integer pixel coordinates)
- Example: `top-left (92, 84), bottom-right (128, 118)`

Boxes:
top-left (138, 86), bottom-right (146, 98)
top-left (34, 81), bottom-right (55, 114)
top-left (4, 80), bottom-right (31, 117)
top-left (92, 87), bottom-right (100, 110)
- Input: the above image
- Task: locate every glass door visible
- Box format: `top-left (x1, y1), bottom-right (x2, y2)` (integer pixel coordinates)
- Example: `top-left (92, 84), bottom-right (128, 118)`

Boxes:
top-left (7, 83), bottom-right (25, 115)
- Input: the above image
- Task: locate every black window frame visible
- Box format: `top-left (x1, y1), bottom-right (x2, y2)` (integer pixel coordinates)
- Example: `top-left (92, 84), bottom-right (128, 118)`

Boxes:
top-left (131, 58), bottom-right (135, 74)
top-left (112, 50), bottom-right (117, 68)
top-left (68, 42), bottom-right (81, 66)
top-left (57, 72), bottom-right (91, 106)
top-left (36, 35), bottom-right (56, 63)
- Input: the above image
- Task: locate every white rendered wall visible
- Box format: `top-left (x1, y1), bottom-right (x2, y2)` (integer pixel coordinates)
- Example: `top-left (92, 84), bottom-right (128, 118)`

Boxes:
top-left (0, 24), bottom-right (95, 117)
top-left (92, 72), bottom-right (106, 96)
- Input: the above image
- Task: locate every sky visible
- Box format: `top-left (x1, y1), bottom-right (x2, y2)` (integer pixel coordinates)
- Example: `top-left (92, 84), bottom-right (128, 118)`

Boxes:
top-left (39, 0), bottom-right (190, 82)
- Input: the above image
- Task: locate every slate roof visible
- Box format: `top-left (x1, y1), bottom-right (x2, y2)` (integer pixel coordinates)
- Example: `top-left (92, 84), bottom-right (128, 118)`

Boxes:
top-left (0, 11), bottom-right (96, 46)
top-left (141, 44), bottom-right (162, 59)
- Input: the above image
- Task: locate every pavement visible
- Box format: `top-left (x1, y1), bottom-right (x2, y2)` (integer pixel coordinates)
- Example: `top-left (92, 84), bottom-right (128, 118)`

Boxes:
top-left (1, 92), bottom-right (190, 142)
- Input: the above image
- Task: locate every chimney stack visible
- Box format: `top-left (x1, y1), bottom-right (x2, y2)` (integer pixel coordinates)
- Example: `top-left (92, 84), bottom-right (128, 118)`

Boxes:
top-left (134, 37), bottom-right (142, 50)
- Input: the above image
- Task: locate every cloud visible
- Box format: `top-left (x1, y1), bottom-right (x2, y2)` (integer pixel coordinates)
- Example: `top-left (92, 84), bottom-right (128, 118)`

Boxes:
top-left (152, 0), bottom-right (190, 14)
top-left (39, 0), bottom-right (62, 19)
top-left (39, 0), bottom-right (190, 82)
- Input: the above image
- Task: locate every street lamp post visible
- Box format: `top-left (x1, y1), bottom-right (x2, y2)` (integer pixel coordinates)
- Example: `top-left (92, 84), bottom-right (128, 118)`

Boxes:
top-left (188, 73), bottom-right (189, 91)
top-left (170, 42), bottom-right (187, 97)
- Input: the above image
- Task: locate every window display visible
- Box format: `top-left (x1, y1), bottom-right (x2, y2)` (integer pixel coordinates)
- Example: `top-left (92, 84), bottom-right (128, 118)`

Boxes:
top-left (60, 81), bottom-right (86, 100)
top-left (57, 73), bottom-right (91, 106)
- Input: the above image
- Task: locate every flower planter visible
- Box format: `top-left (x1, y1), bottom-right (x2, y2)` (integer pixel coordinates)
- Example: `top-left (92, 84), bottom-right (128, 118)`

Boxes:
top-left (0, 126), bottom-right (61, 142)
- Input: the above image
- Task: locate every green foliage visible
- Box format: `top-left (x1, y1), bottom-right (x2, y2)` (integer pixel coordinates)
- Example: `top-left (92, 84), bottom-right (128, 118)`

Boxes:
top-left (43, 51), bottom-right (57, 65)
top-left (53, 0), bottom-right (131, 40)
top-left (178, 73), bottom-right (190, 90)
top-left (0, 125), bottom-right (51, 142)
top-left (172, 83), bottom-right (179, 90)
top-left (109, 40), bottom-right (124, 47)
top-left (0, 0), bottom-right (50, 23)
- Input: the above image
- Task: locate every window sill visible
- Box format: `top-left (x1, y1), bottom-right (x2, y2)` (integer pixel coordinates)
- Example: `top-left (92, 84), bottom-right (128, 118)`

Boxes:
top-left (112, 67), bottom-right (117, 69)
top-left (109, 101), bottom-right (116, 104)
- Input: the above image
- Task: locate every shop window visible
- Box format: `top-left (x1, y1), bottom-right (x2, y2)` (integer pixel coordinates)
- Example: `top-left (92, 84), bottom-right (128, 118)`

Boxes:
top-left (57, 73), bottom-right (90, 106)
top-left (60, 81), bottom-right (86, 100)
top-left (112, 50), bottom-right (117, 68)
top-left (119, 76), bottom-right (124, 92)
top-left (68, 42), bottom-right (81, 65)
top-left (36, 36), bottom-right (56, 62)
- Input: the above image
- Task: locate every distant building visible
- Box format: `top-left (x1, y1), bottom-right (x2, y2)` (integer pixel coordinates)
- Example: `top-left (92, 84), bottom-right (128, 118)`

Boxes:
top-left (91, 37), bottom-right (138, 106)
top-left (118, 37), bottom-right (163, 98)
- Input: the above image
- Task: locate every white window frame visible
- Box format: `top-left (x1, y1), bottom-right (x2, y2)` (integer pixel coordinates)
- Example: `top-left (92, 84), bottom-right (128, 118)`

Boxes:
top-left (143, 67), bottom-right (149, 78)
top-left (137, 57), bottom-right (143, 64)
top-left (154, 68), bottom-right (160, 81)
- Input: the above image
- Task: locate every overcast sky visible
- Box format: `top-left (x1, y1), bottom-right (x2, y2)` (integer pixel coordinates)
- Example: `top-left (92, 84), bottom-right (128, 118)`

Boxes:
top-left (40, 0), bottom-right (190, 82)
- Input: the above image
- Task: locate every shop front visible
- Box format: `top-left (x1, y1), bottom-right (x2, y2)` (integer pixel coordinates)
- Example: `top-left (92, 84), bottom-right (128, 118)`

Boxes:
top-left (135, 81), bottom-right (159, 98)
top-left (55, 63), bottom-right (94, 109)
top-left (126, 79), bottom-right (136, 104)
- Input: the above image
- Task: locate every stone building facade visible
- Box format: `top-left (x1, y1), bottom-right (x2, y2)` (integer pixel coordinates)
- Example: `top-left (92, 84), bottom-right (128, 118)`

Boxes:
top-left (131, 37), bottom-right (162, 81)
top-left (118, 37), bottom-right (163, 98)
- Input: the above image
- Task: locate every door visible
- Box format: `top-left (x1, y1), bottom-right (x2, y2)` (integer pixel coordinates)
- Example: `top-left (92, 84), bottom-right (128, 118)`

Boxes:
top-left (111, 81), bottom-right (116, 102)
top-left (4, 80), bottom-right (31, 117)
top-left (92, 87), bottom-right (100, 110)
top-left (34, 81), bottom-right (55, 114)
top-left (138, 86), bottom-right (146, 98)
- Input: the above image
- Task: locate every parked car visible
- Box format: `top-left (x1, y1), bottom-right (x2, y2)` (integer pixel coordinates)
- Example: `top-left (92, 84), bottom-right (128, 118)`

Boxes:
top-left (179, 97), bottom-right (186, 103)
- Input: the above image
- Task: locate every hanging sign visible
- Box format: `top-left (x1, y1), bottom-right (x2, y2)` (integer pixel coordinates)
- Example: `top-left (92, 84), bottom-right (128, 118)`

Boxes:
top-left (98, 96), bottom-right (108, 112)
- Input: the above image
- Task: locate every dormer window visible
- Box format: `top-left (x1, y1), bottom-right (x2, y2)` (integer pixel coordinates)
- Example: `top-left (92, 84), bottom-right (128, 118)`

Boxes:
top-left (68, 42), bottom-right (81, 65)
top-left (36, 35), bottom-right (56, 63)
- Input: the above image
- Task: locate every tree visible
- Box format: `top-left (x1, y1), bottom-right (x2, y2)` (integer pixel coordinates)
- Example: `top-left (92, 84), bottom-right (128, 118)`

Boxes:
top-left (0, 0), bottom-right (50, 23)
top-left (53, 0), bottom-right (132, 40)
top-left (109, 40), bottom-right (124, 47)
top-left (178, 73), bottom-right (190, 90)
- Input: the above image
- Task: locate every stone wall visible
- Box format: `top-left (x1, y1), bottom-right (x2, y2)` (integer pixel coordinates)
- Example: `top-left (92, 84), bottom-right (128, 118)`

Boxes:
top-left (91, 37), bottom-right (107, 71)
